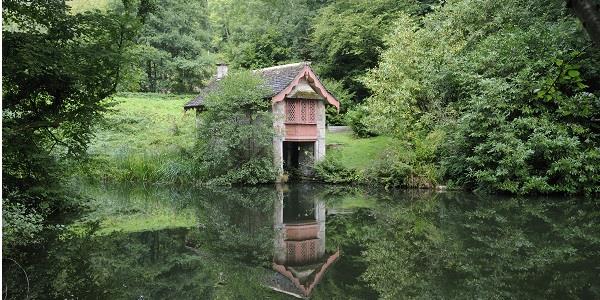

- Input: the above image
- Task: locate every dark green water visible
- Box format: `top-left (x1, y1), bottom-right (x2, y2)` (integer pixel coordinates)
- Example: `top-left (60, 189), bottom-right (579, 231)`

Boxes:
top-left (3, 184), bottom-right (599, 299)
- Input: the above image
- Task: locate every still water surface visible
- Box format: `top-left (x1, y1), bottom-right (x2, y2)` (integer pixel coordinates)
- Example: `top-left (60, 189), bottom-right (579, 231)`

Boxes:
top-left (4, 183), bottom-right (599, 299)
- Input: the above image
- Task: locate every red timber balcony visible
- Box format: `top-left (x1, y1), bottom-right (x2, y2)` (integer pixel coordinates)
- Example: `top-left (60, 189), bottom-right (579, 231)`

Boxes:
top-left (284, 98), bottom-right (318, 141)
top-left (283, 222), bottom-right (321, 265)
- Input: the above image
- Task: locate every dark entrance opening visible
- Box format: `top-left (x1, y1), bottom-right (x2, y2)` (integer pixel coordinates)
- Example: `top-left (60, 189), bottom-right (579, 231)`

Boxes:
top-left (283, 141), bottom-right (300, 171)
top-left (283, 141), bottom-right (315, 177)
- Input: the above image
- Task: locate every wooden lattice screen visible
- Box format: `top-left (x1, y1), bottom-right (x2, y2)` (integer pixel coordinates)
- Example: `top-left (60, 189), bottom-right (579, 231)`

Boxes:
top-left (286, 99), bottom-right (316, 124)
top-left (286, 239), bottom-right (318, 265)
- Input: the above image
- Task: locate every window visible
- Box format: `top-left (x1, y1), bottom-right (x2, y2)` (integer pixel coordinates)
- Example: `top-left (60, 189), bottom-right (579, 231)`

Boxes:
top-left (286, 99), bottom-right (317, 124)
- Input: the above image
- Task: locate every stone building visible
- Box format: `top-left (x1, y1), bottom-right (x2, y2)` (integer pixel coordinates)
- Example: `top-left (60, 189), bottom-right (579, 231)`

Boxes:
top-left (184, 62), bottom-right (340, 179)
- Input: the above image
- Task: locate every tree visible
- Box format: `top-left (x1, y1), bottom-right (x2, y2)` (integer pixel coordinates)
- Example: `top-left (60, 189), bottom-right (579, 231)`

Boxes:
top-left (362, 0), bottom-right (600, 194)
top-left (310, 0), bottom-right (439, 101)
top-left (134, 0), bottom-right (214, 92)
top-left (195, 71), bottom-right (276, 184)
top-left (209, 0), bottom-right (327, 69)
top-left (2, 0), bottom-right (143, 247)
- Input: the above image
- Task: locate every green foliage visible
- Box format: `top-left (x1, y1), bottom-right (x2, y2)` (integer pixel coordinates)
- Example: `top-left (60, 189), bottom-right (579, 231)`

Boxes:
top-left (311, 0), bottom-right (439, 100)
top-left (345, 105), bottom-right (374, 137)
top-left (2, 0), bottom-right (141, 247)
top-left (363, 194), bottom-right (600, 299)
top-left (196, 71), bottom-right (277, 184)
top-left (363, 0), bottom-right (600, 194)
top-left (362, 152), bottom-right (414, 189)
top-left (209, 0), bottom-right (327, 69)
top-left (2, 197), bottom-right (45, 247)
top-left (314, 156), bottom-right (358, 183)
top-left (130, 0), bottom-right (215, 92)
top-left (323, 78), bottom-right (355, 125)
top-left (67, 0), bottom-right (111, 13)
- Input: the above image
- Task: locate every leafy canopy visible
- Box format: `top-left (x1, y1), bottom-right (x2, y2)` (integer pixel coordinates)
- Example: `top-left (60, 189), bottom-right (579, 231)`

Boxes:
top-left (2, 0), bottom-right (143, 247)
top-left (133, 0), bottom-right (214, 92)
top-left (195, 71), bottom-right (276, 184)
top-left (362, 0), bottom-right (600, 194)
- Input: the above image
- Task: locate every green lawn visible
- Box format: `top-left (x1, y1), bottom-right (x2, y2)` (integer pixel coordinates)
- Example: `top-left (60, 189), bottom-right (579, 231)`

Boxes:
top-left (67, 0), bottom-right (110, 13)
top-left (326, 131), bottom-right (395, 170)
top-left (89, 93), bottom-right (197, 156)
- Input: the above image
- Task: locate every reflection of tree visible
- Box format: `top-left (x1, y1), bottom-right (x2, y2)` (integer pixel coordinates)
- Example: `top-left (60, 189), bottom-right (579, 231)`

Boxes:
top-left (314, 208), bottom-right (379, 299)
top-left (189, 186), bottom-right (276, 266)
top-left (3, 228), bottom-right (216, 299)
top-left (4, 225), bottom-right (284, 299)
top-left (185, 185), bottom-right (290, 299)
top-left (363, 193), bottom-right (600, 299)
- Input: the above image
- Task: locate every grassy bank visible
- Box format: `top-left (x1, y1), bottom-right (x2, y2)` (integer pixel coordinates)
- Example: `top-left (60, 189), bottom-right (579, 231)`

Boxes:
top-left (90, 93), bottom-right (196, 153)
top-left (78, 93), bottom-right (199, 183)
top-left (326, 131), bottom-right (394, 170)
top-left (81, 93), bottom-right (395, 184)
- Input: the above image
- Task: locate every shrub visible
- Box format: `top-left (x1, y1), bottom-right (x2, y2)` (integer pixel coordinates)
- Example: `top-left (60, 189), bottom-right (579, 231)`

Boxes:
top-left (195, 71), bottom-right (277, 184)
top-left (2, 198), bottom-right (44, 248)
top-left (322, 78), bottom-right (355, 126)
top-left (346, 105), bottom-right (374, 138)
top-left (314, 156), bottom-right (358, 183)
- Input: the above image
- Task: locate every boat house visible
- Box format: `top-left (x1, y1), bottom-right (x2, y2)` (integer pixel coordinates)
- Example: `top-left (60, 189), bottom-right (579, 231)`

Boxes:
top-left (184, 62), bottom-right (340, 178)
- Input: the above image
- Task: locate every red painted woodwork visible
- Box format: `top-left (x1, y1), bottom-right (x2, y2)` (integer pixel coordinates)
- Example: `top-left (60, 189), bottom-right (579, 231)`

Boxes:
top-left (285, 99), bottom-right (317, 124)
top-left (285, 124), bottom-right (317, 140)
top-left (285, 239), bottom-right (319, 265)
top-left (285, 222), bottom-right (319, 241)
top-left (272, 65), bottom-right (340, 111)
top-left (285, 98), bottom-right (318, 140)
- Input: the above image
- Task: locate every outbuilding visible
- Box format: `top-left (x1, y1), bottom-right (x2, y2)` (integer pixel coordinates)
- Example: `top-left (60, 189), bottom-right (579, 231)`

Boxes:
top-left (184, 62), bottom-right (340, 179)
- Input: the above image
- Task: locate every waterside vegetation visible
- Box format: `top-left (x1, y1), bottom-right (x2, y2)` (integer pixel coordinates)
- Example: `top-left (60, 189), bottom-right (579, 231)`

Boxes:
top-left (3, 0), bottom-right (600, 277)
top-left (74, 92), bottom-right (397, 186)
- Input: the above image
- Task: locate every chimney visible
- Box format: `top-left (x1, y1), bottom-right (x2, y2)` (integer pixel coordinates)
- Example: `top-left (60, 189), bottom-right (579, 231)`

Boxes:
top-left (216, 63), bottom-right (228, 80)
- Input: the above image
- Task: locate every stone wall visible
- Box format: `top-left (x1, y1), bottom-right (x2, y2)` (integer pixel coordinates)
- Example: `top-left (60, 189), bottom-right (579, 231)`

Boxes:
top-left (272, 101), bottom-right (286, 178)
top-left (315, 100), bottom-right (326, 162)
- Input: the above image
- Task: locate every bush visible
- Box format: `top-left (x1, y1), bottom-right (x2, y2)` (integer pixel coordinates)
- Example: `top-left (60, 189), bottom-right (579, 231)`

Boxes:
top-left (315, 156), bottom-right (358, 183)
top-left (207, 157), bottom-right (276, 185)
top-left (363, 157), bottom-right (413, 189)
top-left (195, 71), bottom-right (277, 184)
top-left (346, 105), bottom-right (374, 138)
top-left (2, 198), bottom-right (44, 248)
top-left (322, 78), bottom-right (355, 126)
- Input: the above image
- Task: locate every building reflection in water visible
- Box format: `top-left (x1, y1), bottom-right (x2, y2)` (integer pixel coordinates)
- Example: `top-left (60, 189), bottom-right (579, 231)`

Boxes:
top-left (267, 184), bottom-right (340, 298)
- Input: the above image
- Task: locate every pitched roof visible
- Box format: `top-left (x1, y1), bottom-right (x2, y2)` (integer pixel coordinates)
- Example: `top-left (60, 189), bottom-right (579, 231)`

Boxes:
top-left (184, 62), bottom-right (315, 110)
top-left (269, 250), bottom-right (340, 297)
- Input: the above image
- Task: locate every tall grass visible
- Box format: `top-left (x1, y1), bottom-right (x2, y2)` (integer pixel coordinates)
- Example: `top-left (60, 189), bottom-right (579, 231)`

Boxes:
top-left (78, 146), bottom-right (202, 185)
top-left (74, 93), bottom-right (200, 185)
top-left (112, 150), bottom-right (195, 184)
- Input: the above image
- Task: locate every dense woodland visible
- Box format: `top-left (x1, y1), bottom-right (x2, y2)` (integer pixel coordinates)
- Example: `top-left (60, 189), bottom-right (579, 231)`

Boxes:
top-left (3, 0), bottom-right (600, 252)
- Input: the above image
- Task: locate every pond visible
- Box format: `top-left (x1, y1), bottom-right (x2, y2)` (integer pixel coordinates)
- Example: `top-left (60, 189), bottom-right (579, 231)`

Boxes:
top-left (3, 183), bottom-right (599, 299)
